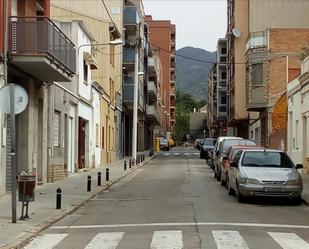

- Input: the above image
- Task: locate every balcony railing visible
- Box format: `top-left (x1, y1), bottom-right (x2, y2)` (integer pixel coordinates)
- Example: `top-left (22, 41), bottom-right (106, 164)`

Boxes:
top-left (10, 16), bottom-right (76, 74)
top-left (246, 31), bottom-right (268, 51)
top-left (124, 6), bottom-right (140, 24)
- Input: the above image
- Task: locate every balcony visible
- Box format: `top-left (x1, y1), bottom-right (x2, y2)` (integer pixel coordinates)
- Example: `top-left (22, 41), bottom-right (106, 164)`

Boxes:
top-left (147, 81), bottom-right (157, 101)
top-left (123, 47), bottom-right (135, 71)
top-left (124, 6), bottom-right (139, 36)
top-left (247, 85), bottom-right (267, 111)
top-left (148, 57), bottom-right (156, 75)
top-left (146, 105), bottom-right (160, 124)
top-left (246, 31), bottom-right (268, 51)
top-left (123, 76), bottom-right (134, 108)
top-left (9, 16), bottom-right (76, 82)
top-left (170, 86), bottom-right (176, 96)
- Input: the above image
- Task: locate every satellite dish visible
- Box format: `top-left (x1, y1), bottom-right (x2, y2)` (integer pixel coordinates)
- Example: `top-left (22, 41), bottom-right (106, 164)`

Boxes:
top-left (0, 84), bottom-right (28, 114)
top-left (232, 28), bottom-right (241, 38)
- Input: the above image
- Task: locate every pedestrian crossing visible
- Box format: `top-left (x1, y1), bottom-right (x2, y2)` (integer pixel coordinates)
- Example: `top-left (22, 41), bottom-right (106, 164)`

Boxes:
top-left (163, 152), bottom-right (200, 156)
top-left (23, 230), bottom-right (309, 249)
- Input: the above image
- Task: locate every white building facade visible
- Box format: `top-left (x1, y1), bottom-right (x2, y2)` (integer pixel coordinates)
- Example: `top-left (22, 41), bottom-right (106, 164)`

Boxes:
top-left (287, 50), bottom-right (309, 174)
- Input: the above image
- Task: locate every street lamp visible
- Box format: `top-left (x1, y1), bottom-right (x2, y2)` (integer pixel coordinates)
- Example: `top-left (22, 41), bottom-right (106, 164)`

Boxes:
top-left (77, 38), bottom-right (123, 54)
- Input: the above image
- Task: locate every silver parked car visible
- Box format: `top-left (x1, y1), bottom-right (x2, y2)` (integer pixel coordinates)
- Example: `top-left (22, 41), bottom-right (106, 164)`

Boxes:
top-left (227, 149), bottom-right (303, 203)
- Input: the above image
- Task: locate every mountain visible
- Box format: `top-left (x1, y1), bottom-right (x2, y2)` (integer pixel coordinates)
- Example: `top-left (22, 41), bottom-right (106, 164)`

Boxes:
top-left (176, 47), bottom-right (216, 101)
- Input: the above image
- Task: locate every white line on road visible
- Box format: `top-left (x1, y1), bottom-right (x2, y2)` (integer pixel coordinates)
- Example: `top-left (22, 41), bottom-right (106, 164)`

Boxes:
top-left (184, 153), bottom-right (190, 155)
top-left (50, 222), bottom-right (309, 230)
top-left (150, 230), bottom-right (183, 249)
top-left (268, 232), bottom-right (309, 249)
top-left (212, 230), bottom-right (249, 249)
top-left (164, 153), bottom-right (170, 156)
top-left (174, 153), bottom-right (180, 155)
top-left (84, 232), bottom-right (124, 249)
top-left (23, 234), bottom-right (68, 249)
top-left (194, 153), bottom-right (199, 155)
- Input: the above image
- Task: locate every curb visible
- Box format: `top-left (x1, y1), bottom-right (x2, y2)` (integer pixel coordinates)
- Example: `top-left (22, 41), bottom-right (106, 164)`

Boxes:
top-left (3, 154), bottom-right (157, 249)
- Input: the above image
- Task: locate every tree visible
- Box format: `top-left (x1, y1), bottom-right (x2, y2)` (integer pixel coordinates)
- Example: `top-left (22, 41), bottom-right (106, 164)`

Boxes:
top-left (174, 91), bottom-right (206, 144)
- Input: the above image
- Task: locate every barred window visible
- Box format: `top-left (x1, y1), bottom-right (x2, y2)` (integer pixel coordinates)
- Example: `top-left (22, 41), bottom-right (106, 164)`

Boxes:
top-left (252, 63), bottom-right (263, 86)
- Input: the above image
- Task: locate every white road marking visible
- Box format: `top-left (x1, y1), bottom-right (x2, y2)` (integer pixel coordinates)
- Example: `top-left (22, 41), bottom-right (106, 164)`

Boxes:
top-left (164, 153), bottom-right (170, 156)
top-left (23, 234), bottom-right (68, 249)
top-left (184, 153), bottom-right (190, 155)
top-left (174, 153), bottom-right (180, 155)
top-left (212, 230), bottom-right (249, 249)
top-left (151, 230), bottom-right (183, 249)
top-left (268, 232), bottom-right (309, 249)
top-left (84, 232), bottom-right (124, 249)
top-left (50, 222), bottom-right (309, 230)
top-left (194, 153), bottom-right (199, 155)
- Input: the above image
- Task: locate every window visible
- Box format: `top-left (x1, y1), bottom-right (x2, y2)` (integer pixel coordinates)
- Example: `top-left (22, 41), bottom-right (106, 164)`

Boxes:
top-left (221, 71), bottom-right (227, 80)
top-left (110, 78), bottom-right (115, 105)
top-left (251, 63), bottom-right (263, 86)
top-left (296, 120), bottom-right (299, 149)
top-left (53, 111), bottom-right (61, 147)
top-left (221, 47), bottom-right (227, 55)
top-left (110, 44), bottom-right (115, 66)
top-left (83, 60), bottom-right (88, 84)
top-left (96, 124), bottom-right (100, 147)
top-left (221, 96), bottom-right (227, 105)
top-left (102, 126), bottom-right (105, 150)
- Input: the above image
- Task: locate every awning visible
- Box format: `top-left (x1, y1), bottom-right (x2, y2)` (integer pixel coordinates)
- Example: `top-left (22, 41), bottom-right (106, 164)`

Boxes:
top-left (84, 52), bottom-right (98, 70)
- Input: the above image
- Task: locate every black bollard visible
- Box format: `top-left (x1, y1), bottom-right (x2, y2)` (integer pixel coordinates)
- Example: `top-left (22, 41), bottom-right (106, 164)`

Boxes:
top-left (98, 172), bottom-right (101, 186)
top-left (124, 161), bottom-right (127, 171)
top-left (56, 188), bottom-right (62, 209)
top-left (87, 175), bottom-right (91, 192)
top-left (129, 159), bottom-right (132, 168)
top-left (106, 168), bottom-right (110, 181)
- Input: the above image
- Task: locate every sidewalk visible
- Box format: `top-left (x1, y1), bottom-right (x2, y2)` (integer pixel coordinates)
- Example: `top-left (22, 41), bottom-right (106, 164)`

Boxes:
top-left (302, 173), bottom-right (309, 205)
top-left (0, 152), bottom-right (154, 249)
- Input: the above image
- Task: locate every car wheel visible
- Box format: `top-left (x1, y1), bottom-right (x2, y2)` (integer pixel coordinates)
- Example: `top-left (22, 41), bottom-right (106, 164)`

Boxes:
top-left (236, 183), bottom-right (244, 203)
top-left (227, 176), bottom-right (234, 195)
top-left (292, 197), bottom-right (302, 205)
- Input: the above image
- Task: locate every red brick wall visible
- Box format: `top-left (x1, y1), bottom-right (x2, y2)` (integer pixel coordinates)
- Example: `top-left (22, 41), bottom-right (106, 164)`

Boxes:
top-left (266, 29), bottom-right (309, 148)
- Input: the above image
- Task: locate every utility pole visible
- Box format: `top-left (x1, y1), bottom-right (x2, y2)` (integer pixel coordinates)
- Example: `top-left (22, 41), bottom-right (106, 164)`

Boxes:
top-left (3, 0), bottom-right (16, 223)
top-left (132, 38), bottom-right (140, 165)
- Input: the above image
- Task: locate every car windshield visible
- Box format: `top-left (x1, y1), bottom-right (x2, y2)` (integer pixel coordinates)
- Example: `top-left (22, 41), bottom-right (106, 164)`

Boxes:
top-left (160, 139), bottom-right (167, 145)
top-left (221, 139), bottom-right (255, 154)
top-left (204, 139), bottom-right (215, 146)
top-left (241, 151), bottom-right (294, 168)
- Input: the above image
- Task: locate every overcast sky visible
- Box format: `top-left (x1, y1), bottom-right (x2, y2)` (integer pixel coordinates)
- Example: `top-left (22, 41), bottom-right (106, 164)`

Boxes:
top-left (143, 0), bottom-right (227, 52)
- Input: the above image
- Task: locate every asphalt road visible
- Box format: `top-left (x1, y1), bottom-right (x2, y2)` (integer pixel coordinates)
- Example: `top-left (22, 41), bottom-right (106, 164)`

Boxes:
top-left (23, 147), bottom-right (309, 249)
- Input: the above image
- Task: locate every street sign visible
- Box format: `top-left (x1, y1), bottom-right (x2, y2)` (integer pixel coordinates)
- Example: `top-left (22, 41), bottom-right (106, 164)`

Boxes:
top-left (0, 84), bottom-right (28, 114)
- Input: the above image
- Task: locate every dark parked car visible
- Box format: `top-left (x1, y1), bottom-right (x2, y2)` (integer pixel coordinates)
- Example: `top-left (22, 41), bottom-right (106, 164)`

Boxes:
top-left (159, 138), bottom-right (170, 151)
top-left (200, 138), bottom-right (216, 159)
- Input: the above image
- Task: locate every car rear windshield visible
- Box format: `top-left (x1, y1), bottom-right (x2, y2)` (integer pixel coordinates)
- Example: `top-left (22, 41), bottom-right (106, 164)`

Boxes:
top-left (160, 139), bottom-right (168, 145)
top-left (204, 139), bottom-right (216, 146)
top-left (221, 139), bottom-right (256, 154)
top-left (241, 151), bottom-right (294, 168)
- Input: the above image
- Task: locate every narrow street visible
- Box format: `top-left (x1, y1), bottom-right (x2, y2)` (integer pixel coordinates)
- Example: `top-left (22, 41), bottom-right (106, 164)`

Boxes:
top-left (23, 147), bottom-right (309, 249)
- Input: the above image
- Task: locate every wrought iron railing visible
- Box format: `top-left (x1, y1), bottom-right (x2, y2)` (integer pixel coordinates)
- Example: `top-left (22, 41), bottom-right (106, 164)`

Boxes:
top-left (10, 16), bottom-right (76, 74)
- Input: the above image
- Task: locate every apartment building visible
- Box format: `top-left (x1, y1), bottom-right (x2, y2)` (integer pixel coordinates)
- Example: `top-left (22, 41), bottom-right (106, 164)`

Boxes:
top-left (207, 39), bottom-right (227, 137)
top-left (145, 15), bottom-right (176, 137)
top-left (227, 0), bottom-right (251, 138)
top-left (245, 0), bottom-right (309, 148)
top-left (287, 49), bottom-right (309, 174)
top-left (0, 0), bottom-right (76, 190)
top-left (207, 64), bottom-right (217, 137)
top-left (51, 0), bottom-right (123, 164)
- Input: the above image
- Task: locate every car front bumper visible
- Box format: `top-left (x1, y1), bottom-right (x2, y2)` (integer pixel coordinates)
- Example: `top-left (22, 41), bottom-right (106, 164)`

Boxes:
top-left (239, 184), bottom-right (302, 198)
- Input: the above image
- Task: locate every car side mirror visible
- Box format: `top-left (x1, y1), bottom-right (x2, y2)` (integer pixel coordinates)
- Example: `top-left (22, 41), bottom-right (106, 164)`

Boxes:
top-left (296, 164), bottom-right (303, 169)
top-left (230, 161), bottom-right (237, 168)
